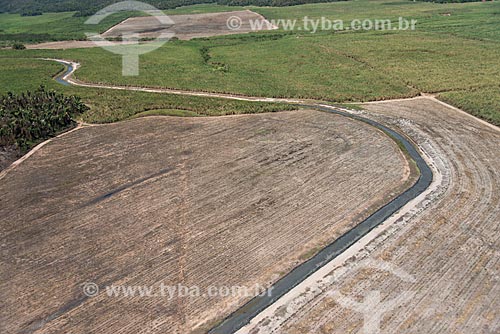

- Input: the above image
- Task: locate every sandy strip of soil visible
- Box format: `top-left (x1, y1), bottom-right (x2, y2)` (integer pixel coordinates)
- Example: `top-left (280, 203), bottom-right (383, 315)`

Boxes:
top-left (0, 124), bottom-right (83, 180)
top-left (48, 58), bottom-right (304, 103)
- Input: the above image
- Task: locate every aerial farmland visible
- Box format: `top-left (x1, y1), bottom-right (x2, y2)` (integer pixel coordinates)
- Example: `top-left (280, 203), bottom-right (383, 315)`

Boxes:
top-left (0, 1), bottom-right (498, 334)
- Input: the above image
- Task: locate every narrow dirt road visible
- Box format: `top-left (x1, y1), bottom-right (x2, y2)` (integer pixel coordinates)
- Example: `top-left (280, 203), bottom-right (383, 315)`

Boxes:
top-left (50, 59), bottom-right (304, 103)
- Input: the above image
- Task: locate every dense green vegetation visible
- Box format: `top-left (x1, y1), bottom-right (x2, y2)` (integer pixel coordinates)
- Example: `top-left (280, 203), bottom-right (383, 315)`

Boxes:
top-left (11, 43), bottom-right (26, 49)
top-left (0, 0), bottom-right (498, 124)
top-left (255, 0), bottom-right (500, 42)
top-left (0, 40), bottom-right (416, 101)
top-left (0, 58), bottom-right (296, 123)
top-left (0, 11), bottom-right (145, 45)
top-left (439, 88), bottom-right (500, 126)
top-left (416, 1), bottom-right (481, 3)
top-left (4, 29), bottom-right (496, 107)
top-left (75, 87), bottom-right (297, 123)
top-left (0, 86), bottom-right (88, 151)
top-left (0, 0), bottom-right (347, 15)
top-left (0, 58), bottom-right (62, 92)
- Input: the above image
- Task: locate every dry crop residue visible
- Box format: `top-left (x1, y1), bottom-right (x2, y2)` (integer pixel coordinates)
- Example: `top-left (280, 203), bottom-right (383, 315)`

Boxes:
top-left (251, 98), bottom-right (500, 334)
top-left (0, 109), bottom-right (411, 334)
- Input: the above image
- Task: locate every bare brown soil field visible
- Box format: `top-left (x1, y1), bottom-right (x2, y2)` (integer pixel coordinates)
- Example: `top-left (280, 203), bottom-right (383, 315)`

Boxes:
top-left (103, 10), bottom-right (275, 40)
top-left (245, 98), bottom-right (500, 334)
top-left (0, 145), bottom-right (21, 171)
top-left (0, 110), bottom-right (411, 334)
top-left (27, 10), bottom-right (274, 49)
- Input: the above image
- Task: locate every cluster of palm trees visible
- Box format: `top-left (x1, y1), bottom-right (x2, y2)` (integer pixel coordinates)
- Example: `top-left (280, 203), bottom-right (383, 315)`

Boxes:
top-left (0, 86), bottom-right (88, 151)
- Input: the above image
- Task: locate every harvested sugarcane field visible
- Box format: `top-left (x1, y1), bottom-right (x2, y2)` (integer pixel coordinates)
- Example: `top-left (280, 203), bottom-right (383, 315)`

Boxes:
top-left (0, 1), bottom-right (499, 334)
top-left (1, 110), bottom-right (413, 333)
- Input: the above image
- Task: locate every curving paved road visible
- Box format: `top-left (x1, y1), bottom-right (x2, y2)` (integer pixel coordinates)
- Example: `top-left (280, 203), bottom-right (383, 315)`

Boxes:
top-left (253, 98), bottom-right (500, 334)
top-left (207, 106), bottom-right (433, 334)
top-left (50, 59), bottom-right (434, 334)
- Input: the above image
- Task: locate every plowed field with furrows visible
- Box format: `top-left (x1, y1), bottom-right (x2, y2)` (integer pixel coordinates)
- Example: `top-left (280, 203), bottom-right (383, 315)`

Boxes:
top-left (0, 110), bottom-right (411, 334)
top-left (262, 99), bottom-right (499, 334)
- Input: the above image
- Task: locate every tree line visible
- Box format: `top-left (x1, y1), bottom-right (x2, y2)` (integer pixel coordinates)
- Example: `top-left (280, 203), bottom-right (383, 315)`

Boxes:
top-left (0, 0), bottom-right (348, 15)
top-left (0, 86), bottom-right (88, 152)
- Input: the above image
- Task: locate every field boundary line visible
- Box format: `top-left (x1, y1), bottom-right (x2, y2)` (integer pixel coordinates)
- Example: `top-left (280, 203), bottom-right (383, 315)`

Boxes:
top-left (101, 16), bottom-right (136, 36)
top-left (430, 96), bottom-right (500, 132)
top-left (0, 123), bottom-right (84, 181)
top-left (363, 95), bottom-right (500, 132)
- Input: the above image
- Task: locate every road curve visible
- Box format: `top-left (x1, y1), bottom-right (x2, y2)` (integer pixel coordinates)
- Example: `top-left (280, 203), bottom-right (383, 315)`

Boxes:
top-left (207, 106), bottom-right (433, 334)
top-left (258, 99), bottom-right (499, 334)
top-left (49, 59), bottom-right (304, 103)
top-left (49, 58), bottom-right (434, 334)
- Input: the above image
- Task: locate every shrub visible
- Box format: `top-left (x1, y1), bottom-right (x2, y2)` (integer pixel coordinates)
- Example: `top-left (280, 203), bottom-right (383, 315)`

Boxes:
top-left (21, 11), bottom-right (43, 16)
top-left (12, 43), bottom-right (26, 50)
top-left (0, 86), bottom-right (89, 151)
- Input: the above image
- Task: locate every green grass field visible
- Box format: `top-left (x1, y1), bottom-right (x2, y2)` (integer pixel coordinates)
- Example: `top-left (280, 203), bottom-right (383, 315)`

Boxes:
top-left (0, 0), bottom-right (498, 124)
top-left (254, 0), bottom-right (500, 41)
top-left (0, 5), bottom-right (243, 44)
top-left (0, 57), bottom-right (295, 123)
top-left (0, 11), bottom-right (142, 44)
top-left (439, 88), bottom-right (500, 125)
top-left (0, 57), bottom-right (61, 91)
